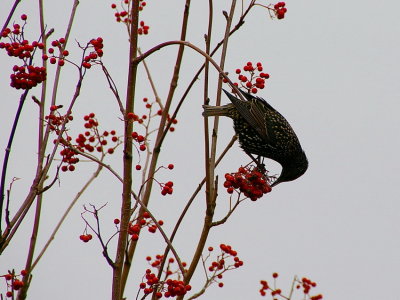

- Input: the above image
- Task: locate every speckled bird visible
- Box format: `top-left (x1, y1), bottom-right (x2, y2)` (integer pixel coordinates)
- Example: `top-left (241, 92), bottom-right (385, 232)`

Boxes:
top-left (203, 89), bottom-right (308, 187)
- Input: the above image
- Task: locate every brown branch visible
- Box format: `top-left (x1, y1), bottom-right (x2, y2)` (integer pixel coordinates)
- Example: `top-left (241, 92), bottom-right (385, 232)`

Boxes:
top-left (112, 0), bottom-right (140, 297)
top-left (181, 2), bottom-right (237, 292)
top-left (120, 0), bottom-right (192, 295)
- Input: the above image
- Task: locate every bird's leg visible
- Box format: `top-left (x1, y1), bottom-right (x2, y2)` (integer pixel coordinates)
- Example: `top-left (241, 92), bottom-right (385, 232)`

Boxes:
top-left (245, 151), bottom-right (259, 165)
top-left (244, 152), bottom-right (266, 173)
top-left (256, 156), bottom-right (266, 174)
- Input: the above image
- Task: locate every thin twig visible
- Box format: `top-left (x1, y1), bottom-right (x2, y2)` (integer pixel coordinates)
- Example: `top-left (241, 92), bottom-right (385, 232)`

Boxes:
top-left (31, 161), bottom-right (104, 270)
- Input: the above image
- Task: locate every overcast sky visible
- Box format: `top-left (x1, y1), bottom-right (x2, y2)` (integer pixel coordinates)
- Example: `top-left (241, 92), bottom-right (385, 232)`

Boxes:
top-left (1, 0), bottom-right (400, 299)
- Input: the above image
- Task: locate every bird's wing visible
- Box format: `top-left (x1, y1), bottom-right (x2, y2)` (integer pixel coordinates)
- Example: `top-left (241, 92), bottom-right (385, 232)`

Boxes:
top-left (223, 89), bottom-right (270, 141)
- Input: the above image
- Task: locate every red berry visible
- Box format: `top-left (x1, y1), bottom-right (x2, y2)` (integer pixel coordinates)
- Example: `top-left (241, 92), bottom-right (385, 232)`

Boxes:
top-left (114, 218), bottom-right (120, 224)
top-left (168, 163), bottom-right (174, 170)
top-left (5, 274), bottom-right (12, 281)
top-left (272, 272), bottom-right (279, 278)
top-left (136, 164), bottom-right (142, 170)
top-left (21, 14), bottom-right (27, 20)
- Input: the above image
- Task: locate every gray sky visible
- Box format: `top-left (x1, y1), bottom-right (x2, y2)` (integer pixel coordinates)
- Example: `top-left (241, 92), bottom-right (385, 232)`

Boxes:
top-left (1, 0), bottom-right (400, 299)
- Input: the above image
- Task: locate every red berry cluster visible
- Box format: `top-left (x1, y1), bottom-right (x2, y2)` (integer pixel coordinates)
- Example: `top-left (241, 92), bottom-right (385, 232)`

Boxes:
top-left (1, 270), bottom-right (27, 298)
top-left (79, 233), bottom-right (93, 243)
top-left (0, 15), bottom-right (43, 59)
top-left (42, 37), bottom-right (68, 67)
top-left (140, 254), bottom-right (190, 298)
top-left (273, 2), bottom-right (287, 19)
top-left (163, 279), bottom-right (192, 298)
top-left (138, 0), bottom-right (148, 11)
top-left (10, 64), bottom-right (46, 90)
top-left (156, 108), bottom-right (178, 132)
top-left (206, 244), bottom-right (243, 289)
top-left (75, 113), bottom-right (119, 155)
top-left (299, 277), bottom-right (317, 294)
top-left (111, 0), bottom-right (147, 23)
top-left (47, 109), bottom-right (119, 172)
top-left (160, 181), bottom-right (173, 196)
top-left (208, 244), bottom-right (243, 271)
top-left (138, 20), bottom-right (150, 35)
top-left (127, 212), bottom-right (164, 241)
top-left (230, 62), bottom-right (270, 94)
top-left (259, 274), bottom-right (323, 299)
top-left (0, 15), bottom-right (48, 90)
top-left (45, 106), bottom-right (73, 133)
top-left (81, 37), bottom-right (104, 69)
top-left (59, 147), bottom-right (79, 172)
top-left (259, 273), bottom-right (281, 297)
top-left (131, 130), bottom-right (147, 154)
top-left (224, 165), bottom-right (272, 201)
top-left (0, 37), bottom-right (44, 59)
top-left (111, 3), bottom-right (129, 23)
top-left (146, 255), bottom-right (186, 271)
top-left (140, 269), bottom-right (161, 296)
top-left (138, 97), bottom-right (179, 133)
top-left (139, 268), bottom-right (191, 298)
top-left (0, 17), bottom-right (26, 38)
top-left (259, 280), bottom-right (269, 296)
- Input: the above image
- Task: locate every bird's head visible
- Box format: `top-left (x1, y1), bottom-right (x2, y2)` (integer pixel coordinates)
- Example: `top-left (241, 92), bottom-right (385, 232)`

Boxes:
top-left (271, 150), bottom-right (308, 187)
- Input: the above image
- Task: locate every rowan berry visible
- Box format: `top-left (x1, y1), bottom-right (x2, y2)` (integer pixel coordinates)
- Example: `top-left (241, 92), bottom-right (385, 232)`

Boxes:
top-left (5, 274), bottom-right (12, 281)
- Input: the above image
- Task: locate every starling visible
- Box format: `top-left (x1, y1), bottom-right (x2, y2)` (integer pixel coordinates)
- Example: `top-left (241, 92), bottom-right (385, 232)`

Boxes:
top-left (203, 89), bottom-right (308, 187)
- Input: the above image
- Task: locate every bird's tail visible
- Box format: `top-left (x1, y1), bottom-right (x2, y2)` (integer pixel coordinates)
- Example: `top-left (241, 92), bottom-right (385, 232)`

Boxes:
top-left (202, 104), bottom-right (232, 117)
